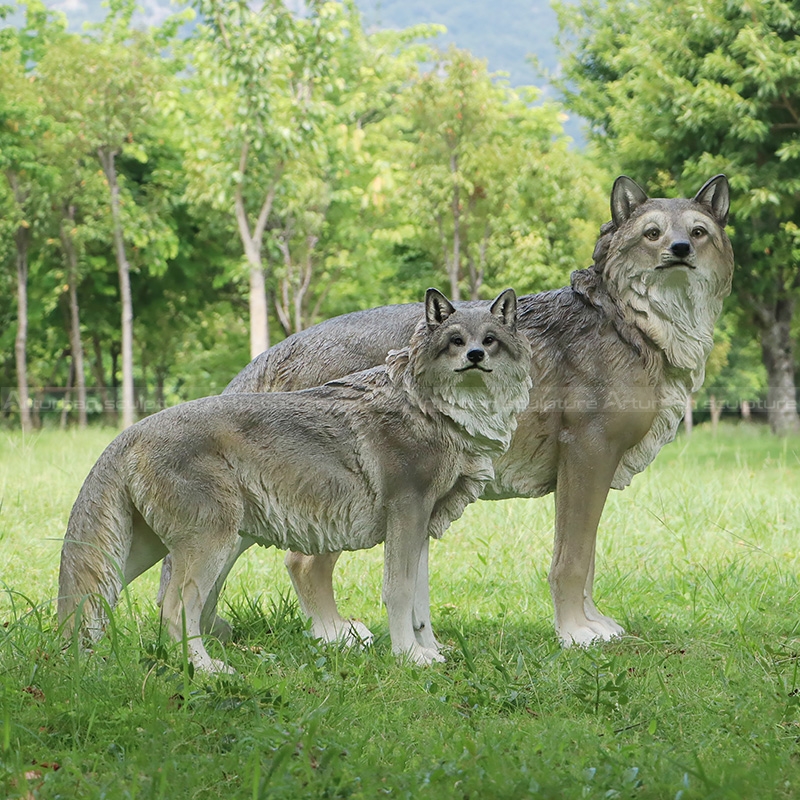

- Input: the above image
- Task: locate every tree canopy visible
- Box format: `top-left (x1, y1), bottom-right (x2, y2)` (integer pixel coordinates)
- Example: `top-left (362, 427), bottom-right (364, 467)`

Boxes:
top-left (1, 0), bottom-right (797, 433)
top-left (0, 0), bottom-right (607, 428)
top-left (555, 0), bottom-right (800, 434)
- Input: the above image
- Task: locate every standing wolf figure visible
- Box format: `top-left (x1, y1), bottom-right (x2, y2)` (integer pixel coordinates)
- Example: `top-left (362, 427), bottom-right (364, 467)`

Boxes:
top-left (178, 174), bottom-right (733, 649)
top-left (59, 289), bottom-right (532, 672)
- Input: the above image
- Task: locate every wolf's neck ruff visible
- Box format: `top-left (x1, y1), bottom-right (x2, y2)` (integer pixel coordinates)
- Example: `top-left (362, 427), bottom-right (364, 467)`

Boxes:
top-left (386, 321), bottom-right (532, 453)
top-left (603, 249), bottom-right (725, 388)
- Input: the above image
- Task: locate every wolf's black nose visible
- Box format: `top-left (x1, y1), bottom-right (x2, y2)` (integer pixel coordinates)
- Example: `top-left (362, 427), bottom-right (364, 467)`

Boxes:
top-left (467, 348), bottom-right (485, 364)
top-left (671, 241), bottom-right (691, 258)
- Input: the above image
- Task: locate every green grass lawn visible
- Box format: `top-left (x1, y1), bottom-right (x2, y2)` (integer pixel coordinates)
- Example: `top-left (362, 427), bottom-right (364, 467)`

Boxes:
top-left (1, 422), bottom-right (800, 798)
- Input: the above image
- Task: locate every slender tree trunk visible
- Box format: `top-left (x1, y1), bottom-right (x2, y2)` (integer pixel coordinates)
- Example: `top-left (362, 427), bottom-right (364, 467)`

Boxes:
top-left (92, 333), bottom-right (115, 426)
top-left (709, 394), bottom-right (722, 434)
top-left (248, 259), bottom-right (270, 357)
top-left (60, 357), bottom-right (74, 430)
top-left (99, 146), bottom-right (135, 429)
top-left (60, 205), bottom-right (87, 428)
top-left (13, 224), bottom-right (33, 433)
top-left (233, 143), bottom-right (281, 359)
top-left (154, 365), bottom-right (167, 412)
top-left (111, 342), bottom-right (120, 415)
top-left (449, 152), bottom-right (461, 301)
top-left (467, 218), bottom-right (490, 301)
top-left (756, 296), bottom-right (800, 436)
top-left (740, 399), bottom-right (751, 421)
top-left (684, 394), bottom-right (694, 437)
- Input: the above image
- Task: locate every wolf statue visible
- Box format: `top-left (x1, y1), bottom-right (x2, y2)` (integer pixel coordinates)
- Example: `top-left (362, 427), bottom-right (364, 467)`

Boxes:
top-left (183, 174), bottom-right (733, 650)
top-left (58, 289), bottom-right (532, 672)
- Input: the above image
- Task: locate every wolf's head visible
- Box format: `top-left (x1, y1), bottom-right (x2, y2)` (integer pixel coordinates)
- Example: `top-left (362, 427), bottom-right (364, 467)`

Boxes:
top-left (387, 289), bottom-right (532, 449)
top-left (592, 175), bottom-right (734, 378)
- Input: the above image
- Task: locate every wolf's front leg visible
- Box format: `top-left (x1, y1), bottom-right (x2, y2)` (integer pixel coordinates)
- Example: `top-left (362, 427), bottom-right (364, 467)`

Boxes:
top-left (383, 507), bottom-right (444, 665)
top-left (412, 538), bottom-right (442, 652)
top-left (550, 435), bottom-right (625, 647)
top-left (582, 539), bottom-right (625, 637)
top-left (284, 551), bottom-right (373, 647)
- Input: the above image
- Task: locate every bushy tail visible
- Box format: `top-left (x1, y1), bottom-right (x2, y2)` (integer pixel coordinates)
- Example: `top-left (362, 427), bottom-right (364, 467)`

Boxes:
top-left (57, 453), bottom-right (133, 643)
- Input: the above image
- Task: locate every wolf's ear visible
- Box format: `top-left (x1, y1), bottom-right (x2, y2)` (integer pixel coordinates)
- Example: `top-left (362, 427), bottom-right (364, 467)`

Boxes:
top-left (425, 288), bottom-right (456, 329)
top-left (694, 174), bottom-right (729, 227)
top-left (611, 176), bottom-right (649, 228)
top-left (490, 288), bottom-right (517, 329)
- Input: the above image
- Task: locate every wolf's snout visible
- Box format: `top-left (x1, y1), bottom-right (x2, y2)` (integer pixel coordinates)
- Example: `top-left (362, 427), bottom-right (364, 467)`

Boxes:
top-left (670, 241), bottom-right (691, 259)
top-left (467, 348), bottom-right (485, 364)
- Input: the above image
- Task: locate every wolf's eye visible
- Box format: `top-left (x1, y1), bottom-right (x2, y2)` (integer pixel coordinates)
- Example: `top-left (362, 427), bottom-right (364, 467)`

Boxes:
top-left (483, 335), bottom-right (496, 346)
top-left (644, 227), bottom-right (661, 241)
top-left (691, 226), bottom-right (707, 238)
top-left (450, 335), bottom-right (465, 347)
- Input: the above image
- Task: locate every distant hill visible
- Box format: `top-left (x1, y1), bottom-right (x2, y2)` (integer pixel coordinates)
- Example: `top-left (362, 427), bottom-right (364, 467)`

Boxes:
top-left (36, 0), bottom-right (561, 88)
top-left (24, 0), bottom-right (577, 136)
top-left (357, 0), bottom-right (560, 92)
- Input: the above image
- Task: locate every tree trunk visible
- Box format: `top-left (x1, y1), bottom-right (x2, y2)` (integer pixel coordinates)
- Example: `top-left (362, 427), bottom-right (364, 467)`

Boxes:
top-left (467, 219), bottom-right (490, 301)
top-left (154, 365), bottom-right (167, 412)
top-left (13, 224), bottom-right (33, 433)
top-left (683, 393), bottom-right (694, 437)
top-left (233, 144), bottom-right (280, 359)
top-left (757, 296), bottom-right (800, 436)
top-left (92, 333), bottom-right (116, 426)
top-left (709, 394), bottom-right (722, 434)
top-left (60, 356), bottom-right (74, 430)
top-left (60, 205), bottom-right (87, 428)
top-left (99, 146), bottom-right (136, 429)
top-left (449, 152), bottom-right (461, 301)
top-left (248, 262), bottom-right (270, 357)
top-left (111, 342), bottom-right (120, 415)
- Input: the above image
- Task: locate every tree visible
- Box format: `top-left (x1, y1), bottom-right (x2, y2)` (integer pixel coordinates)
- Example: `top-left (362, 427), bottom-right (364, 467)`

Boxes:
top-left (0, 31), bottom-right (52, 432)
top-left (555, 0), bottom-right (800, 434)
top-left (38, 0), bottom-right (185, 428)
top-left (180, 0), bottom-right (334, 355)
top-left (396, 46), bottom-right (608, 301)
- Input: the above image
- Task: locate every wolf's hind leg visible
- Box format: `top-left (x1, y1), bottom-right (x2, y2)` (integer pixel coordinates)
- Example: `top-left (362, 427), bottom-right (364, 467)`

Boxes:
top-left (159, 544), bottom-right (253, 639)
top-left (284, 551), bottom-right (373, 647)
top-left (199, 536), bottom-right (255, 640)
top-left (160, 533), bottom-right (240, 674)
top-left (126, 510), bottom-right (168, 584)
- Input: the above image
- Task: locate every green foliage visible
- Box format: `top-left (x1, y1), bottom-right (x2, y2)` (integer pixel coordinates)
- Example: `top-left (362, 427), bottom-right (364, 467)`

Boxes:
top-left (554, 0), bottom-right (800, 429)
top-left (385, 46), bottom-right (608, 302)
top-left (2, 426), bottom-right (800, 796)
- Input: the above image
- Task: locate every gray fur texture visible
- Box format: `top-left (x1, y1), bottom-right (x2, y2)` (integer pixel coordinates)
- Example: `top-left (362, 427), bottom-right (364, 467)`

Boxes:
top-left (205, 175), bottom-right (734, 648)
top-left (58, 289), bottom-right (532, 672)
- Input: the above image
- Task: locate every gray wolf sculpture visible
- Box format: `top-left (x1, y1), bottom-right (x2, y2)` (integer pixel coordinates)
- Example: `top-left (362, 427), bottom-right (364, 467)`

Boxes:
top-left (191, 174), bottom-right (733, 649)
top-left (58, 289), bottom-right (532, 672)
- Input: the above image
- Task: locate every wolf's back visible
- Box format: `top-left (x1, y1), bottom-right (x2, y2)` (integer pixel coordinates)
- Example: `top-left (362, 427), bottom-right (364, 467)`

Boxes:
top-left (58, 441), bottom-right (134, 641)
top-left (224, 304), bottom-right (424, 393)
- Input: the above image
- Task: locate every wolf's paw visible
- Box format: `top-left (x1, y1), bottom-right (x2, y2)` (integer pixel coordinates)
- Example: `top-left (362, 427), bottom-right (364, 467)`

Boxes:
top-left (583, 603), bottom-right (625, 637)
top-left (399, 642), bottom-right (446, 666)
top-left (557, 618), bottom-right (623, 648)
top-left (313, 618), bottom-right (374, 649)
top-left (585, 614), bottom-right (625, 638)
top-left (341, 619), bottom-right (374, 649)
top-left (193, 657), bottom-right (236, 675)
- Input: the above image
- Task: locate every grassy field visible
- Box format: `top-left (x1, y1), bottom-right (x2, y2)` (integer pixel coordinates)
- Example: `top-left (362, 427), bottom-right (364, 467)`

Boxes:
top-left (1, 423), bottom-right (800, 798)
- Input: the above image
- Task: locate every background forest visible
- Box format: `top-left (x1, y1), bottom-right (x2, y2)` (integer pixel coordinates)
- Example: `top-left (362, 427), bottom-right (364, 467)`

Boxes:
top-left (1, 0), bottom-right (798, 435)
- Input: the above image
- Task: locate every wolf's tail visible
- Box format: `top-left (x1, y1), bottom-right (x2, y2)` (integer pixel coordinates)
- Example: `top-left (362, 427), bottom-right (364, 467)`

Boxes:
top-left (57, 448), bottom-right (133, 643)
